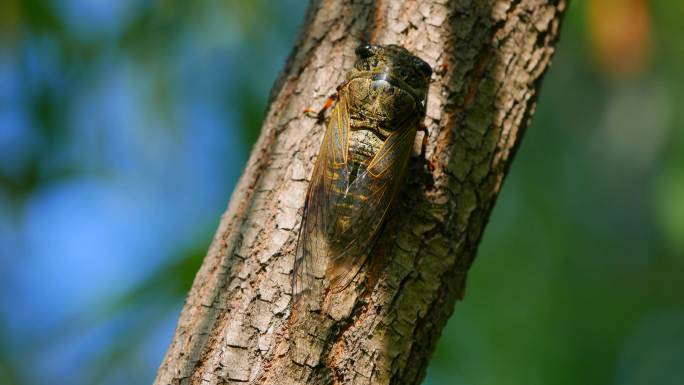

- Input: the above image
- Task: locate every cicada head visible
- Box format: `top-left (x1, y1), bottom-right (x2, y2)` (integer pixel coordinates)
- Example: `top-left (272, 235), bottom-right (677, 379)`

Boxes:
top-left (348, 44), bottom-right (432, 125)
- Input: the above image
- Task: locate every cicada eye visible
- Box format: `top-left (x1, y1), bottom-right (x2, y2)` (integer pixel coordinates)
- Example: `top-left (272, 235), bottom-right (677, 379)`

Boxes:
top-left (416, 59), bottom-right (433, 77)
top-left (355, 44), bottom-right (374, 58)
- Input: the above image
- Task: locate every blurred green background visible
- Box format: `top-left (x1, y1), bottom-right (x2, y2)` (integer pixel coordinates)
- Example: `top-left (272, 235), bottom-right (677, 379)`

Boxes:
top-left (0, 1), bottom-right (682, 384)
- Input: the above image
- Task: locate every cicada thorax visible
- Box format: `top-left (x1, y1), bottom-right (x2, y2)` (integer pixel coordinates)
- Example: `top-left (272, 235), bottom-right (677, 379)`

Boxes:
top-left (346, 75), bottom-right (419, 128)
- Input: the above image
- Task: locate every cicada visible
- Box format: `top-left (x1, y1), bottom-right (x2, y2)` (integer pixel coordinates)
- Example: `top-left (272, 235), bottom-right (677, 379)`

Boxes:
top-left (293, 44), bottom-right (432, 307)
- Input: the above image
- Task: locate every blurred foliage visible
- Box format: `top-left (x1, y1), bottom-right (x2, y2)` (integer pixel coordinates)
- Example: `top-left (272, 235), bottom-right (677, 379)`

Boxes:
top-left (427, 1), bottom-right (684, 385)
top-left (0, 1), bottom-right (682, 385)
top-left (0, 1), bottom-right (305, 384)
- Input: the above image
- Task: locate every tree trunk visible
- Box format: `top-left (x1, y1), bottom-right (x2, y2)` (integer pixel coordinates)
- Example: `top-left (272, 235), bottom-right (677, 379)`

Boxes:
top-left (154, 0), bottom-right (566, 384)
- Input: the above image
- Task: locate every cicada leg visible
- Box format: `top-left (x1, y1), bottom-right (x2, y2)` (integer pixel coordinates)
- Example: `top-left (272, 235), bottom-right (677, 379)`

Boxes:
top-left (303, 96), bottom-right (334, 123)
top-left (303, 82), bottom-right (348, 123)
top-left (419, 123), bottom-right (436, 172)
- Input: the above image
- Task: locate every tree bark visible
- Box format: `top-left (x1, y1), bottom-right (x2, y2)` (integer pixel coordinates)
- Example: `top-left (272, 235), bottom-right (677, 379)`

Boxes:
top-left (154, 0), bottom-right (566, 384)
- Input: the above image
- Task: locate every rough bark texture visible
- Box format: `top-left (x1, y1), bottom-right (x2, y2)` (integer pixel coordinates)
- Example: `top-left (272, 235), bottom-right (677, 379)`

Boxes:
top-left (154, 0), bottom-right (566, 384)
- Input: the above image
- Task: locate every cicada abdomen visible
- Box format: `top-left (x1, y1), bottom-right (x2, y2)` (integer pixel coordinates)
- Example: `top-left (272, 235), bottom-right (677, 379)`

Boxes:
top-left (292, 44), bottom-right (432, 311)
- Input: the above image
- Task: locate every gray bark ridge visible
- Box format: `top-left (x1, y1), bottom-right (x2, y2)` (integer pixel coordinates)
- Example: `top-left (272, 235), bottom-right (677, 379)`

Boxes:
top-left (154, 0), bottom-right (567, 384)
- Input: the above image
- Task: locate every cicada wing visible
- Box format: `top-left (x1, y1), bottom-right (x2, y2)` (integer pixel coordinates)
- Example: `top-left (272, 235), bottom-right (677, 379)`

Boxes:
top-left (325, 122), bottom-right (418, 293)
top-left (293, 92), bottom-right (351, 307)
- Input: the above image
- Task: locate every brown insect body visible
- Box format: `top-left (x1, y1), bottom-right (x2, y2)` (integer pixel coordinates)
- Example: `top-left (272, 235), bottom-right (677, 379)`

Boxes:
top-left (293, 44), bottom-right (432, 308)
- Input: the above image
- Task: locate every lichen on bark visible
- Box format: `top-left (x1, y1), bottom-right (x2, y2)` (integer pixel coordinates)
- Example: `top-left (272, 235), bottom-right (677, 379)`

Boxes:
top-left (154, 1), bottom-right (567, 384)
